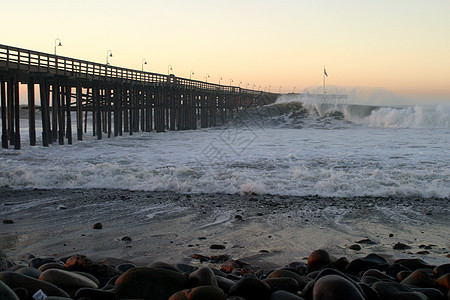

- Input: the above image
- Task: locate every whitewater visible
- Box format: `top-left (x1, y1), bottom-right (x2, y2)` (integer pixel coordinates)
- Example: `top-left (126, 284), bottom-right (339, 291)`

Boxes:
top-left (1, 95), bottom-right (449, 198)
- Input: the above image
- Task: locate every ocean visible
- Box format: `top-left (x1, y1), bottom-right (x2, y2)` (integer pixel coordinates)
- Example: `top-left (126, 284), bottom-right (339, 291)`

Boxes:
top-left (1, 94), bottom-right (449, 199)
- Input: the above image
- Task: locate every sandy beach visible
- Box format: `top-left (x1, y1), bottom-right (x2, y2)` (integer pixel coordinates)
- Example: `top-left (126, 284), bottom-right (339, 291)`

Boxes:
top-left (1, 188), bottom-right (448, 269)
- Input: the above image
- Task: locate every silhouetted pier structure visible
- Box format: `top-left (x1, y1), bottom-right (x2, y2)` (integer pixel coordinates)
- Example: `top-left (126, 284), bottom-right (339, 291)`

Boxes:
top-left (0, 44), bottom-right (279, 149)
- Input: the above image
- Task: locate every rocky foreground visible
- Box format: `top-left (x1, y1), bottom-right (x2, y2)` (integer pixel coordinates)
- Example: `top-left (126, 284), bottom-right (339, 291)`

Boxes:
top-left (0, 249), bottom-right (449, 300)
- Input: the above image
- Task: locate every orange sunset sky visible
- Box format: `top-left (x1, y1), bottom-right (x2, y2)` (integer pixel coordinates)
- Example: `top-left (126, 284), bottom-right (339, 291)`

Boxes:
top-left (1, 0), bottom-right (449, 104)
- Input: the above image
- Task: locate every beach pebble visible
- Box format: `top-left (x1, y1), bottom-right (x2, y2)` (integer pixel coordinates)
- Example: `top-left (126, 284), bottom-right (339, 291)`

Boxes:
top-left (312, 274), bottom-right (365, 300)
top-left (0, 280), bottom-right (19, 300)
top-left (215, 276), bottom-right (235, 294)
top-left (393, 242), bottom-right (411, 250)
top-left (325, 257), bottom-right (350, 272)
top-left (349, 244), bottom-right (361, 251)
top-left (228, 275), bottom-right (272, 300)
top-left (2, 219), bottom-right (14, 224)
top-left (400, 269), bottom-right (437, 288)
top-left (397, 270), bottom-right (412, 281)
top-left (263, 277), bottom-right (299, 294)
top-left (29, 257), bottom-right (58, 269)
top-left (116, 263), bottom-right (136, 273)
top-left (221, 260), bottom-right (246, 273)
top-left (168, 286), bottom-right (226, 300)
top-left (285, 262), bottom-right (308, 276)
top-left (74, 287), bottom-right (116, 300)
top-left (394, 258), bottom-right (435, 271)
top-left (436, 273), bottom-right (450, 290)
top-left (307, 249), bottom-right (331, 272)
top-left (362, 269), bottom-right (394, 281)
top-left (39, 269), bottom-right (98, 296)
top-left (344, 253), bottom-right (387, 275)
top-left (267, 269), bottom-right (310, 290)
top-left (148, 261), bottom-right (182, 273)
top-left (38, 262), bottom-right (66, 272)
top-left (269, 290), bottom-right (304, 299)
top-left (114, 267), bottom-right (189, 300)
top-left (433, 263), bottom-right (450, 278)
top-left (0, 271), bottom-right (70, 298)
top-left (372, 281), bottom-right (429, 300)
top-left (15, 266), bottom-right (42, 279)
top-left (92, 222), bottom-right (102, 229)
top-left (188, 266), bottom-right (218, 288)
top-left (210, 244), bottom-right (226, 250)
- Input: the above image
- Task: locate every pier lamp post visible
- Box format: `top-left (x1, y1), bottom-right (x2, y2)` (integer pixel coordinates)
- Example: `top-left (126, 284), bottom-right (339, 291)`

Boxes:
top-left (238, 81), bottom-right (242, 87)
top-left (106, 50), bottom-right (113, 65)
top-left (54, 38), bottom-right (62, 55)
top-left (246, 83), bottom-right (249, 89)
top-left (268, 85), bottom-right (271, 92)
top-left (190, 70), bottom-right (194, 80)
top-left (168, 65), bottom-right (173, 75)
top-left (218, 76), bottom-right (222, 85)
top-left (205, 73), bottom-right (210, 83)
top-left (252, 84), bottom-right (256, 90)
top-left (229, 79), bottom-right (233, 86)
top-left (142, 59), bottom-right (147, 71)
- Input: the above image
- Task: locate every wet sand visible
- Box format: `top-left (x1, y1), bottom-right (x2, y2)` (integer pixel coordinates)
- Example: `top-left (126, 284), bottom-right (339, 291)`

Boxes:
top-left (0, 188), bottom-right (448, 268)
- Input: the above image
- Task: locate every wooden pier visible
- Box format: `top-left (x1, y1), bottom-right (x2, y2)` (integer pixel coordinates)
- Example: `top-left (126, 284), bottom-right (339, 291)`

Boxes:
top-left (0, 44), bottom-right (279, 149)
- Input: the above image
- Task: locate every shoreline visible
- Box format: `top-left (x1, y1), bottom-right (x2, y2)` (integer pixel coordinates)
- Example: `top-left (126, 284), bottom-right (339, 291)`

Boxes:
top-left (1, 188), bottom-right (449, 268)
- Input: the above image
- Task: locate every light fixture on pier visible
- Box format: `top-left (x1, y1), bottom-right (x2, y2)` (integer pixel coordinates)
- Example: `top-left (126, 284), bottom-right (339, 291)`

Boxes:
top-left (54, 38), bottom-right (62, 55)
top-left (238, 81), bottom-right (242, 87)
top-left (168, 65), bottom-right (173, 75)
top-left (142, 58), bottom-right (148, 71)
top-left (218, 76), bottom-right (222, 85)
top-left (205, 73), bottom-right (210, 83)
top-left (190, 70), bottom-right (194, 80)
top-left (246, 83), bottom-right (249, 89)
top-left (106, 50), bottom-right (113, 65)
top-left (229, 79), bottom-right (233, 86)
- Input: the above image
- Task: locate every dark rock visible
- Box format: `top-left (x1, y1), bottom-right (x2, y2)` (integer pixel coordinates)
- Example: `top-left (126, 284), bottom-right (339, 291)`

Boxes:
top-left (344, 253), bottom-right (388, 275)
top-left (2, 219), bottom-right (14, 224)
top-left (416, 250), bottom-right (430, 255)
top-left (15, 267), bottom-right (42, 279)
top-left (74, 287), bottom-right (116, 300)
top-left (349, 244), bottom-right (362, 251)
top-left (436, 273), bottom-right (450, 290)
top-left (433, 263), bottom-right (450, 279)
top-left (357, 238), bottom-right (376, 245)
top-left (394, 258), bottom-right (435, 271)
top-left (228, 275), bottom-right (272, 300)
top-left (0, 280), bottom-right (19, 300)
top-left (372, 281), bottom-right (428, 300)
top-left (215, 275), bottom-right (235, 294)
top-left (168, 285), bottom-right (226, 300)
top-left (386, 263), bottom-right (411, 278)
top-left (147, 261), bottom-right (182, 273)
top-left (188, 266), bottom-right (218, 287)
top-left (267, 269), bottom-right (311, 290)
top-left (263, 277), bottom-right (299, 294)
top-left (120, 236), bottom-right (132, 242)
top-left (92, 222), bottom-right (102, 229)
top-left (284, 262), bottom-right (308, 276)
top-left (325, 257), bottom-right (349, 272)
top-left (0, 271), bottom-right (70, 298)
top-left (221, 260), bottom-right (248, 273)
top-left (39, 269), bottom-right (98, 296)
top-left (115, 263), bottom-right (136, 273)
top-left (114, 267), bottom-right (189, 300)
top-left (393, 242), bottom-right (411, 250)
top-left (37, 262), bottom-right (66, 272)
top-left (410, 288), bottom-right (445, 300)
top-left (209, 254), bottom-right (230, 263)
top-left (397, 270), bottom-right (412, 281)
top-left (29, 257), bottom-right (58, 269)
top-left (12, 287), bottom-right (27, 300)
top-left (269, 290), bottom-right (304, 299)
top-left (312, 274), bottom-right (365, 299)
top-left (307, 249), bottom-right (331, 272)
top-left (210, 244), bottom-right (226, 250)
top-left (400, 269), bottom-right (437, 288)
top-left (363, 269), bottom-right (395, 281)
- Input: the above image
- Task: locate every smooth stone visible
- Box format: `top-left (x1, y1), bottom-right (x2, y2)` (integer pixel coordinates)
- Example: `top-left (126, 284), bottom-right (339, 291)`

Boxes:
top-left (349, 244), bottom-right (362, 251)
top-left (263, 277), bottom-right (299, 294)
top-left (433, 263), bottom-right (450, 279)
top-left (372, 281), bottom-right (428, 300)
top-left (360, 275), bottom-right (382, 285)
top-left (39, 269), bottom-right (98, 296)
top-left (221, 260), bottom-right (247, 273)
top-left (228, 275), bottom-right (272, 300)
top-left (267, 269), bottom-right (310, 290)
top-left (38, 262), bottom-right (66, 272)
top-left (114, 267), bottom-right (189, 300)
top-left (394, 259), bottom-right (435, 271)
top-left (410, 288), bottom-right (445, 300)
top-left (0, 280), bottom-right (19, 300)
top-left (215, 276), bottom-right (235, 294)
top-left (386, 263), bottom-right (411, 278)
top-left (397, 270), bottom-right (412, 281)
top-left (307, 250), bottom-right (331, 272)
top-left (72, 271), bottom-right (101, 287)
top-left (64, 254), bottom-right (93, 271)
top-left (312, 274), bottom-right (365, 300)
top-left (210, 244), bottom-right (226, 250)
top-left (344, 253), bottom-right (387, 275)
top-left (147, 261), bottom-right (182, 273)
top-left (436, 273), bottom-right (450, 290)
top-left (324, 257), bottom-right (349, 272)
top-left (29, 257), bottom-right (57, 269)
top-left (15, 266), bottom-right (42, 279)
top-left (92, 222), bottom-right (102, 229)
top-left (12, 287), bottom-right (28, 299)
top-left (270, 290), bottom-right (304, 300)
top-left (393, 242), bottom-right (411, 250)
top-left (400, 269), bottom-right (437, 288)
top-left (168, 286), bottom-right (226, 300)
top-left (363, 269), bottom-right (395, 281)
top-left (115, 263), bottom-right (136, 273)
top-left (74, 287), bottom-right (116, 300)
top-left (284, 262), bottom-right (308, 276)
top-left (188, 266), bottom-right (218, 287)
top-left (0, 271), bottom-right (69, 298)
top-left (177, 264), bottom-right (198, 274)
top-left (8, 265), bottom-right (27, 272)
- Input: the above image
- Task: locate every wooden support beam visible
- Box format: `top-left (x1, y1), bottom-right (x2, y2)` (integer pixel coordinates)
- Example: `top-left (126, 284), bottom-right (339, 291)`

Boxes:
top-left (76, 84), bottom-right (83, 141)
top-left (28, 79), bottom-right (36, 146)
top-left (1, 75), bottom-right (8, 148)
top-left (66, 83), bottom-right (72, 145)
top-left (13, 76), bottom-right (21, 149)
top-left (39, 78), bottom-right (50, 147)
top-left (7, 77), bottom-right (14, 145)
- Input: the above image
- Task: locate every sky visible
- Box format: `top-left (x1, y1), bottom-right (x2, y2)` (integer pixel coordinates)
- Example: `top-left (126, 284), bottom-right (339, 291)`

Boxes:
top-left (1, 0), bottom-right (449, 104)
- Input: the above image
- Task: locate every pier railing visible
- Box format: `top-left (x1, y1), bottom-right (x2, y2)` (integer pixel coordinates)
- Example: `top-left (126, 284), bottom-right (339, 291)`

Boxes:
top-left (0, 44), bottom-right (259, 94)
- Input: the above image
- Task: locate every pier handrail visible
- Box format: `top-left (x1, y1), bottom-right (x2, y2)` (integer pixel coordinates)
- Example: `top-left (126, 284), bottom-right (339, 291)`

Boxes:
top-left (0, 44), bottom-right (263, 95)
